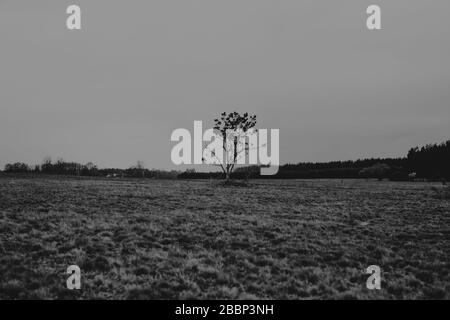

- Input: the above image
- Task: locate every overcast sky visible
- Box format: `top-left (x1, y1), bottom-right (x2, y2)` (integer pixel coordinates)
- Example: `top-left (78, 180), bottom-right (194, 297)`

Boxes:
top-left (1, 0), bottom-right (449, 170)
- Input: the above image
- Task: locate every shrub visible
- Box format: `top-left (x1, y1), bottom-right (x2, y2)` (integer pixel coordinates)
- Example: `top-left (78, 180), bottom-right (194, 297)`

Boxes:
top-left (359, 163), bottom-right (391, 180)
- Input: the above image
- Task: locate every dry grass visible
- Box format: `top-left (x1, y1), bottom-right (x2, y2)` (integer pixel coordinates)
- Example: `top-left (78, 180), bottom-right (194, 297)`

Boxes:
top-left (431, 184), bottom-right (450, 200)
top-left (0, 176), bottom-right (449, 299)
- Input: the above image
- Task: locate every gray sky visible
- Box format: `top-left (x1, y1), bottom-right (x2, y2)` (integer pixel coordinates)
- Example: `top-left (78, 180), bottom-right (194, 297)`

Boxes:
top-left (1, 0), bottom-right (449, 170)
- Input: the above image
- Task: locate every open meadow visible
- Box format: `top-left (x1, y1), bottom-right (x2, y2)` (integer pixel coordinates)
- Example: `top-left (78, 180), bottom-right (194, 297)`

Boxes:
top-left (0, 176), bottom-right (449, 299)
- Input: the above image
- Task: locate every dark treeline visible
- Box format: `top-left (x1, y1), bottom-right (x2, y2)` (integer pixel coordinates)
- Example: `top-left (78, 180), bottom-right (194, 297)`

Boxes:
top-left (2, 140), bottom-right (449, 180)
top-left (180, 140), bottom-right (450, 181)
top-left (178, 159), bottom-right (409, 180)
top-left (407, 140), bottom-right (450, 179)
top-left (274, 158), bottom-right (408, 180)
top-left (2, 159), bottom-right (179, 179)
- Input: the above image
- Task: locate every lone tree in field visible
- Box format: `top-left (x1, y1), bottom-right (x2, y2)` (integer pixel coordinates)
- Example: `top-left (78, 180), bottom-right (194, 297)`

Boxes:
top-left (205, 111), bottom-right (257, 181)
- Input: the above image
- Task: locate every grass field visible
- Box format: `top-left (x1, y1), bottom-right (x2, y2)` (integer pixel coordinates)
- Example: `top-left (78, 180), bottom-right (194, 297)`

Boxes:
top-left (0, 176), bottom-right (449, 299)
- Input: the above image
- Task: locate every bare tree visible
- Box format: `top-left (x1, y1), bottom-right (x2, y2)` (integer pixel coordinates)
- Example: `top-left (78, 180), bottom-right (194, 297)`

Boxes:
top-left (204, 112), bottom-right (257, 181)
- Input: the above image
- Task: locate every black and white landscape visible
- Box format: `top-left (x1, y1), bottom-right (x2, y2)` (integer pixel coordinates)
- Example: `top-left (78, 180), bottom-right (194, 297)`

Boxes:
top-left (0, 1), bottom-right (449, 300)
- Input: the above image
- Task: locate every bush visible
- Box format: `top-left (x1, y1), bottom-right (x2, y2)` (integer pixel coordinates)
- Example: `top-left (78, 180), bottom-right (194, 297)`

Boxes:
top-left (4, 163), bottom-right (30, 173)
top-left (359, 163), bottom-right (391, 180)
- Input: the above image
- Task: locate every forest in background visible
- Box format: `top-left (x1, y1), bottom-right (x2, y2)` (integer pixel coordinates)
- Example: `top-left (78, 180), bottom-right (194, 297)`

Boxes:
top-left (2, 140), bottom-right (449, 181)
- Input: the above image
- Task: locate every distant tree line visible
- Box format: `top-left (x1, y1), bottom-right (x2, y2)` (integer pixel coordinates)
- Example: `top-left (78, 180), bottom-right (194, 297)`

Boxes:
top-left (2, 158), bottom-right (179, 179)
top-left (178, 159), bottom-right (409, 180)
top-left (407, 140), bottom-right (450, 180)
top-left (180, 140), bottom-right (450, 181)
top-left (2, 140), bottom-right (449, 181)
